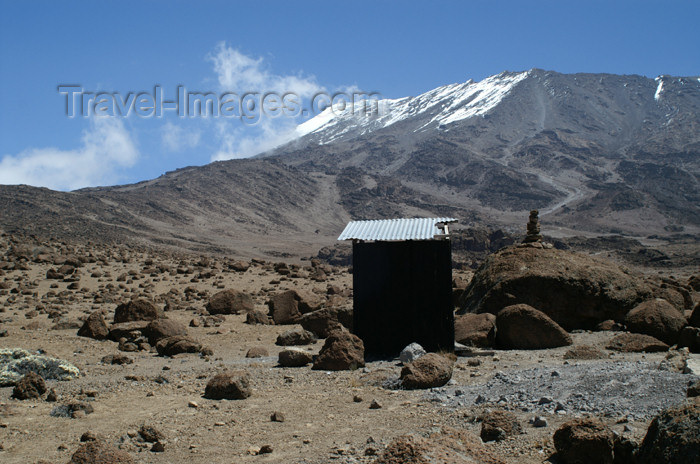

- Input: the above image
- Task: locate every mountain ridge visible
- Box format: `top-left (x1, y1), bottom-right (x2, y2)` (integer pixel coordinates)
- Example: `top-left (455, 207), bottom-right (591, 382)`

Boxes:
top-left (1, 69), bottom-right (699, 259)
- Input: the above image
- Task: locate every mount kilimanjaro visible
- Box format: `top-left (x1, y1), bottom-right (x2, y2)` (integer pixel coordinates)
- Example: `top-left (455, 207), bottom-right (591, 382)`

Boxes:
top-left (1, 69), bottom-right (699, 258)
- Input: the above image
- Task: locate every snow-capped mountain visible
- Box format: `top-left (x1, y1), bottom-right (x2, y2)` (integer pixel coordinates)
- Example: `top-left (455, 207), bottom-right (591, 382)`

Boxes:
top-left (295, 71), bottom-right (530, 144)
top-left (2, 69), bottom-right (699, 257)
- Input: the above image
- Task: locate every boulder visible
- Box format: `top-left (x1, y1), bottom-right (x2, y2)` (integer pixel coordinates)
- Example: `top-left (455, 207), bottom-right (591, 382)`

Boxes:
top-left (12, 371), bottom-right (46, 400)
top-left (267, 289), bottom-right (322, 325)
top-left (553, 418), bottom-right (615, 464)
top-left (495, 304), bottom-right (572, 349)
top-left (138, 424), bottom-right (165, 443)
top-left (206, 289), bottom-right (254, 315)
top-left (69, 440), bottom-right (134, 464)
top-left (689, 275), bottom-right (700, 292)
top-left (203, 371), bottom-right (251, 400)
top-left (458, 246), bottom-right (652, 330)
top-left (400, 352), bottom-right (454, 390)
top-left (278, 348), bottom-right (313, 367)
top-left (563, 345), bottom-right (606, 360)
top-left (652, 285), bottom-right (690, 313)
top-left (625, 299), bottom-right (687, 345)
top-left (678, 326), bottom-right (700, 353)
top-left (372, 428), bottom-right (505, 464)
top-left (689, 302), bottom-right (700, 328)
top-left (275, 327), bottom-right (316, 346)
top-left (399, 342), bottom-right (426, 364)
top-left (77, 312), bottom-right (109, 340)
top-left (299, 308), bottom-right (343, 338)
top-left (637, 403), bottom-right (700, 464)
top-left (606, 333), bottom-right (669, 352)
top-left (480, 410), bottom-right (522, 442)
top-left (229, 260), bottom-right (250, 272)
top-left (595, 320), bottom-right (625, 332)
top-left (113, 299), bottom-right (161, 323)
top-left (245, 347), bottom-right (269, 358)
top-left (145, 319), bottom-right (188, 345)
top-left (312, 330), bottom-right (365, 371)
top-left (245, 309), bottom-right (271, 325)
top-left (155, 335), bottom-right (202, 356)
top-left (454, 313), bottom-right (496, 348)
top-left (46, 268), bottom-right (63, 279)
top-left (107, 321), bottom-right (149, 342)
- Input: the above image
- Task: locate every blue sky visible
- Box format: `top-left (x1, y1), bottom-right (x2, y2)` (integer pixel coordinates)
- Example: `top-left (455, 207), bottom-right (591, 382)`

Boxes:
top-left (0, 0), bottom-right (698, 190)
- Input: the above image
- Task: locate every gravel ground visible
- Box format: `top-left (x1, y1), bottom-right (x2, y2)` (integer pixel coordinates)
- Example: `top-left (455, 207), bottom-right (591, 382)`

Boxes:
top-left (427, 360), bottom-right (698, 420)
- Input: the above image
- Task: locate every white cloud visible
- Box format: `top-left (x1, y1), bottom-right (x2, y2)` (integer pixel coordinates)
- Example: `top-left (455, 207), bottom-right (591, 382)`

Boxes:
top-left (0, 117), bottom-right (138, 191)
top-left (206, 43), bottom-right (324, 161)
top-left (161, 121), bottom-right (201, 152)
top-left (211, 118), bottom-right (298, 161)
top-left (207, 42), bottom-right (323, 97)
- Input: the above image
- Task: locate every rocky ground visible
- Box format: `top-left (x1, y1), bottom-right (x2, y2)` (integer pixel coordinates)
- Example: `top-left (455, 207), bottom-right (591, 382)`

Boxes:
top-left (0, 232), bottom-right (698, 463)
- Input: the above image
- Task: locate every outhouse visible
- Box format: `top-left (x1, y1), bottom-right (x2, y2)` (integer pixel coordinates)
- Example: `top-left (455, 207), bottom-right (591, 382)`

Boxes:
top-left (338, 217), bottom-right (457, 358)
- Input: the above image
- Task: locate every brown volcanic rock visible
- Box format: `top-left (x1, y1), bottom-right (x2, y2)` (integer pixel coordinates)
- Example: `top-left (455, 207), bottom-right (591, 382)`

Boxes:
top-left (637, 402), bottom-right (700, 464)
top-left (245, 309), bottom-right (271, 325)
top-left (203, 371), bottom-right (251, 400)
top-left (312, 330), bottom-right (364, 371)
top-left (606, 333), bottom-right (669, 352)
top-left (299, 308), bottom-right (343, 338)
top-left (454, 313), bottom-right (496, 348)
top-left (113, 299), bottom-right (161, 323)
top-left (372, 427), bottom-right (505, 464)
top-left (495, 304), bottom-right (572, 349)
top-left (458, 246), bottom-right (652, 330)
top-left (625, 298), bottom-right (687, 345)
top-left (267, 289), bottom-right (323, 325)
top-left (107, 321), bottom-right (150, 342)
top-left (400, 353), bottom-right (454, 390)
top-left (69, 440), bottom-right (134, 463)
top-left (155, 335), bottom-right (202, 356)
top-left (679, 326), bottom-right (700, 353)
top-left (12, 372), bottom-right (46, 400)
top-left (145, 319), bottom-right (188, 345)
top-left (275, 327), bottom-right (316, 346)
top-left (278, 348), bottom-right (313, 367)
top-left (480, 410), bottom-right (522, 442)
top-left (553, 418), bottom-right (615, 464)
top-left (77, 312), bottom-right (109, 340)
top-left (206, 289), bottom-right (254, 315)
top-left (689, 302), bottom-right (700, 327)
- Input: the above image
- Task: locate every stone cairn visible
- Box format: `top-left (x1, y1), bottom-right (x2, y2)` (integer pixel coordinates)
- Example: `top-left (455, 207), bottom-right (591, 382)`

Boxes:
top-left (522, 210), bottom-right (543, 244)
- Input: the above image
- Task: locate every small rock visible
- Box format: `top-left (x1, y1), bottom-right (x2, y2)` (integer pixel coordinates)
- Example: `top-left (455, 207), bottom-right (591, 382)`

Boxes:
top-left (369, 400), bottom-right (382, 409)
top-left (270, 411), bottom-right (285, 422)
top-left (399, 343), bottom-right (426, 364)
top-left (258, 444), bottom-right (273, 454)
top-left (151, 442), bottom-right (165, 453)
top-left (531, 416), bottom-right (548, 428)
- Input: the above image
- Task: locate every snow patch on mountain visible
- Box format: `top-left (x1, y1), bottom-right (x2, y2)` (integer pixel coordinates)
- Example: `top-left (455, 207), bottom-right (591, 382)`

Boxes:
top-left (295, 71), bottom-right (530, 144)
top-left (654, 76), bottom-right (664, 101)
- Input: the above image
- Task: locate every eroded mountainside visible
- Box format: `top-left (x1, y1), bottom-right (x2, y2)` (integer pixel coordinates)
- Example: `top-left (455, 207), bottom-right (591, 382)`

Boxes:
top-left (1, 70), bottom-right (698, 259)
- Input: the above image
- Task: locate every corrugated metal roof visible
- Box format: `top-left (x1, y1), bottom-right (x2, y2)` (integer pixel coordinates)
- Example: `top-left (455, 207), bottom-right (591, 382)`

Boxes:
top-left (337, 217), bottom-right (457, 241)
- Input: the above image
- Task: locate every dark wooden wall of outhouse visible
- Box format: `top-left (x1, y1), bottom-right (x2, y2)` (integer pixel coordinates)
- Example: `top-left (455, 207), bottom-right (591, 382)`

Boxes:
top-left (352, 239), bottom-right (454, 358)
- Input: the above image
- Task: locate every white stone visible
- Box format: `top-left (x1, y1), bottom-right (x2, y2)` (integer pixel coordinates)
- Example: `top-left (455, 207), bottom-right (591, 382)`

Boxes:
top-left (399, 343), bottom-right (426, 364)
